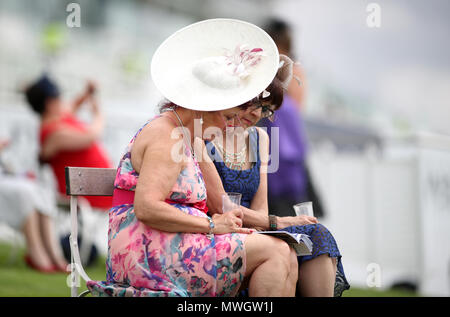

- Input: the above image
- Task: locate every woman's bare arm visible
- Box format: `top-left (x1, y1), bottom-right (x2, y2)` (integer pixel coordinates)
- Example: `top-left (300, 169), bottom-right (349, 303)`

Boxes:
top-left (132, 121), bottom-right (252, 235)
top-left (197, 131), bottom-right (271, 231)
top-left (70, 80), bottom-right (97, 114)
top-left (40, 117), bottom-right (104, 160)
top-left (288, 64), bottom-right (307, 111)
top-left (248, 127), bottom-right (269, 214)
top-left (195, 137), bottom-right (227, 215)
top-left (254, 127), bottom-right (319, 228)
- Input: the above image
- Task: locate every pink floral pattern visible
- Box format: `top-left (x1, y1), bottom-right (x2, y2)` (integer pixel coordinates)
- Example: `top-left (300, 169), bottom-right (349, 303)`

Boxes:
top-left (87, 116), bottom-right (247, 297)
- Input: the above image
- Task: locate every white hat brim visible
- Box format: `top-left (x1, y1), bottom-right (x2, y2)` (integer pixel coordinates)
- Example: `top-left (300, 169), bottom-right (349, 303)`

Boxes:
top-left (151, 18), bottom-right (279, 111)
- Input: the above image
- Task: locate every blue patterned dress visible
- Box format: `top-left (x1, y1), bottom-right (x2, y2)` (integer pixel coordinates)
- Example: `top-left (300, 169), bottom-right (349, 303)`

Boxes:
top-left (205, 127), bottom-right (350, 296)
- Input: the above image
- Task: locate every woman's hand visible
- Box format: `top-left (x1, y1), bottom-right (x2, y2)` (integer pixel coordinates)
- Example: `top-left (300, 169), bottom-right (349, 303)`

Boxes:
top-left (212, 208), bottom-right (255, 235)
top-left (277, 215), bottom-right (318, 229)
top-left (85, 80), bottom-right (97, 96)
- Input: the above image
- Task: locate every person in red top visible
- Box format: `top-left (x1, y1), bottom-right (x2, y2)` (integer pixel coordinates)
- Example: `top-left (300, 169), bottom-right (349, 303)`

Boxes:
top-left (25, 75), bottom-right (112, 209)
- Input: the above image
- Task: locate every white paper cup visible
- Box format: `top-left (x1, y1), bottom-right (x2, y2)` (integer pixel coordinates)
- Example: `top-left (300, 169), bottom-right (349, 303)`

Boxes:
top-left (293, 201), bottom-right (314, 217)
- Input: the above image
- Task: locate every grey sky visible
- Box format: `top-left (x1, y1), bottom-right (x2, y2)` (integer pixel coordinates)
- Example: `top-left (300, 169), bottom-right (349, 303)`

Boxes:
top-left (273, 0), bottom-right (450, 134)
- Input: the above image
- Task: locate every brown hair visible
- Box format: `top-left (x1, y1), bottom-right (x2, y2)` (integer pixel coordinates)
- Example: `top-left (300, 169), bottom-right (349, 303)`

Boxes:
top-left (264, 19), bottom-right (292, 55)
top-left (158, 99), bottom-right (177, 113)
top-left (239, 77), bottom-right (284, 111)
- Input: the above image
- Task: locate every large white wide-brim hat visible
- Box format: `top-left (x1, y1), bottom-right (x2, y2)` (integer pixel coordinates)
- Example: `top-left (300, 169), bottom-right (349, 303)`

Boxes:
top-left (151, 18), bottom-right (279, 111)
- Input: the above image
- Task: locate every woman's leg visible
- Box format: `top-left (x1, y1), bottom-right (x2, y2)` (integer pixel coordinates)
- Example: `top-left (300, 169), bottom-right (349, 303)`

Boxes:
top-left (243, 234), bottom-right (297, 297)
top-left (22, 211), bottom-right (54, 269)
top-left (286, 248), bottom-right (299, 296)
top-left (297, 255), bottom-right (336, 297)
top-left (38, 213), bottom-right (68, 271)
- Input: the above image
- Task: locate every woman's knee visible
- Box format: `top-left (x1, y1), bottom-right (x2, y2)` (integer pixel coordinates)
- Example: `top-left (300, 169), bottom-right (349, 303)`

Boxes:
top-left (244, 234), bottom-right (292, 274)
top-left (289, 248), bottom-right (298, 269)
top-left (270, 238), bottom-right (294, 271)
top-left (273, 238), bottom-right (291, 257)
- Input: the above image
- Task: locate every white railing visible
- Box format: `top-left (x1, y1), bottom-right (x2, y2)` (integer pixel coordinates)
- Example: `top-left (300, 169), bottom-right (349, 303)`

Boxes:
top-left (309, 132), bottom-right (450, 296)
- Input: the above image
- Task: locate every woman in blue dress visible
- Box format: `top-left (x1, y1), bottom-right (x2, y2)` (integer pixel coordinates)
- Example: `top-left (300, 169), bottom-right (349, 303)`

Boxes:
top-left (198, 67), bottom-right (350, 296)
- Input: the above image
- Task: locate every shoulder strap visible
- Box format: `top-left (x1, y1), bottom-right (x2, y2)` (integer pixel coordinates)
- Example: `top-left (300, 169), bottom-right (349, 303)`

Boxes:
top-left (249, 127), bottom-right (260, 163)
top-left (163, 111), bottom-right (194, 158)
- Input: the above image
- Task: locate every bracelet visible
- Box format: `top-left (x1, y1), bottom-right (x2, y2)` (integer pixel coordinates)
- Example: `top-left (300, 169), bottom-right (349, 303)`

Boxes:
top-left (206, 217), bottom-right (215, 239)
top-left (269, 215), bottom-right (277, 231)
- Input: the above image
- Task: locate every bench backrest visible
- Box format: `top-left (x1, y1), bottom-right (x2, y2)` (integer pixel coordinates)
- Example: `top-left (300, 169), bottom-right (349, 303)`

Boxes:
top-left (64, 166), bottom-right (117, 297)
top-left (65, 167), bottom-right (116, 196)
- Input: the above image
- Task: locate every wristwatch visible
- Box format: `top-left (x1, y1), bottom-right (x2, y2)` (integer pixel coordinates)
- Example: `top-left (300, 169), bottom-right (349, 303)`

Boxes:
top-left (206, 217), bottom-right (215, 239)
top-left (269, 215), bottom-right (277, 231)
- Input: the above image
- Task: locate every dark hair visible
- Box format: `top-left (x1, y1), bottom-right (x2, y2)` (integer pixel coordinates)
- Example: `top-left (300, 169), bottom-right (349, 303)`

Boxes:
top-left (264, 18), bottom-right (292, 55)
top-left (239, 77), bottom-right (284, 111)
top-left (24, 75), bottom-right (60, 115)
top-left (157, 99), bottom-right (177, 113)
top-left (264, 77), bottom-right (284, 110)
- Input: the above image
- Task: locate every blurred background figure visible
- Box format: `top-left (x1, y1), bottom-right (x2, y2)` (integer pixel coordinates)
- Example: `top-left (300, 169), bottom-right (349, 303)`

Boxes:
top-left (24, 74), bottom-right (112, 210)
top-left (24, 74), bottom-right (113, 266)
top-left (260, 18), bottom-right (325, 218)
top-left (0, 138), bottom-right (67, 272)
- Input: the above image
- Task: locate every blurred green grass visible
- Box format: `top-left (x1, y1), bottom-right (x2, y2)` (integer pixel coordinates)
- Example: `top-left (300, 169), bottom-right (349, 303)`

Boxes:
top-left (342, 286), bottom-right (418, 297)
top-left (0, 242), bottom-right (418, 297)
top-left (0, 242), bottom-right (106, 297)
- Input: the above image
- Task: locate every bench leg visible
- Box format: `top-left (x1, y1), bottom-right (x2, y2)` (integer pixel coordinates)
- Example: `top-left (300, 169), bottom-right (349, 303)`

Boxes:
top-left (69, 196), bottom-right (92, 297)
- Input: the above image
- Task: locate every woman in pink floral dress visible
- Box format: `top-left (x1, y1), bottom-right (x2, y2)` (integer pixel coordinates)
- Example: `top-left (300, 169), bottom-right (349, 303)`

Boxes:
top-left (88, 114), bottom-right (247, 296)
top-left (87, 18), bottom-right (299, 297)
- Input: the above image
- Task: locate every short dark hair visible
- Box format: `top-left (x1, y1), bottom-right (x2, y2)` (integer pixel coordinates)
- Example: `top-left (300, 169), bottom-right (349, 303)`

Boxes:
top-left (239, 77), bottom-right (284, 112)
top-left (157, 99), bottom-right (177, 114)
top-left (24, 75), bottom-right (60, 115)
top-left (264, 18), bottom-right (292, 54)
top-left (263, 77), bottom-right (284, 111)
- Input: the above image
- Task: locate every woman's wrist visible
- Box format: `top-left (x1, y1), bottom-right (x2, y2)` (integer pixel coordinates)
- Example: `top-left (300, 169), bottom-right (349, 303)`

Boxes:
top-left (276, 216), bottom-right (288, 230)
top-left (268, 215), bottom-right (278, 231)
top-left (208, 217), bottom-right (215, 234)
top-left (206, 215), bottom-right (218, 237)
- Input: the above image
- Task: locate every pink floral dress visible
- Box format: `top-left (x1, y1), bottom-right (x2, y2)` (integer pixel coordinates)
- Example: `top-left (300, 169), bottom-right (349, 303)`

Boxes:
top-left (87, 116), bottom-right (247, 297)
